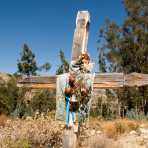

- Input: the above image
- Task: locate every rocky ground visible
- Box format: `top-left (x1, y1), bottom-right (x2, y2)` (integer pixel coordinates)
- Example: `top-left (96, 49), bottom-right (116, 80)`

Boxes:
top-left (79, 126), bottom-right (148, 148)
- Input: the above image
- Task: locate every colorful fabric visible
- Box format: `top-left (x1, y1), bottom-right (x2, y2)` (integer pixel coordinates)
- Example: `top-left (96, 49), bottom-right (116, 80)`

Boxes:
top-left (55, 73), bottom-right (95, 123)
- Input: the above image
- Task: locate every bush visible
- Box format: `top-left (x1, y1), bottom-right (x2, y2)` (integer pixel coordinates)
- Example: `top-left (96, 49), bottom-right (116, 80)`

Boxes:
top-left (126, 109), bottom-right (148, 120)
top-left (31, 89), bottom-right (56, 114)
top-left (0, 77), bottom-right (18, 115)
top-left (101, 119), bottom-right (140, 139)
top-left (0, 75), bottom-right (56, 117)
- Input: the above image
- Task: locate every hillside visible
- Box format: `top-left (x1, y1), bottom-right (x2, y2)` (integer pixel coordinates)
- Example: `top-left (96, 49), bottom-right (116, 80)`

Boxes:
top-left (0, 72), bottom-right (12, 84)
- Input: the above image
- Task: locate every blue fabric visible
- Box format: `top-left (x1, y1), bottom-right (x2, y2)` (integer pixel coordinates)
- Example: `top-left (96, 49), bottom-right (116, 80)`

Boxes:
top-left (65, 96), bottom-right (70, 126)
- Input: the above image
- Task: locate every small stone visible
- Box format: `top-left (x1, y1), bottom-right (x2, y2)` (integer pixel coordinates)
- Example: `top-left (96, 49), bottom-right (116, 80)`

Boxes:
top-left (26, 116), bottom-right (32, 121)
top-left (96, 130), bottom-right (102, 134)
top-left (130, 130), bottom-right (137, 135)
top-left (139, 128), bottom-right (148, 134)
top-left (143, 135), bottom-right (148, 140)
top-left (60, 124), bottom-right (65, 129)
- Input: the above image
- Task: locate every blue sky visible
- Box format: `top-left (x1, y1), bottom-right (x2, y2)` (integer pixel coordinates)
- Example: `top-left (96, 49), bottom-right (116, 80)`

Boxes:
top-left (0, 0), bottom-right (126, 75)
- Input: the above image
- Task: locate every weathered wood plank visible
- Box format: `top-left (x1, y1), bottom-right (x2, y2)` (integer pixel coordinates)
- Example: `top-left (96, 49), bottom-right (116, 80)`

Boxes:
top-left (17, 83), bottom-right (56, 89)
top-left (18, 76), bottom-right (56, 84)
top-left (17, 76), bottom-right (56, 89)
top-left (63, 130), bottom-right (77, 148)
top-left (124, 72), bottom-right (148, 87)
top-left (71, 11), bottom-right (90, 61)
top-left (17, 73), bottom-right (148, 89)
top-left (94, 73), bottom-right (124, 88)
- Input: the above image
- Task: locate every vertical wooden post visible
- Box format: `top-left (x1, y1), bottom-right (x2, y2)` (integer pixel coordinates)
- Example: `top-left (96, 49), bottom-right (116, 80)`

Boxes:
top-left (63, 130), bottom-right (78, 148)
top-left (71, 11), bottom-right (90, 61)
top-left (62, 10), bottom-right (90, 148)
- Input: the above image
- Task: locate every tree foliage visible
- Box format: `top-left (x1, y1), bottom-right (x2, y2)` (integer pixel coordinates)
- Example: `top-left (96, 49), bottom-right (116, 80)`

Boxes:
top-left (98, 0), bottom-right (148, 73)
top-left (98, 48), bottom-right (107, 72)
top-left (0, 77), bottom-right (18, 114)
top-left (17, 44), bottom-right (38, 76)
top-left (0, 76), bottom-right (56, 116)
top-left (98, 0), bottom-right (148, 114)
top-left (17, 44), bottom-right (51, 76)
top-left (31, 89), bottom-right (56, 113)
top-left (56, 50), bottom-right (69, 75)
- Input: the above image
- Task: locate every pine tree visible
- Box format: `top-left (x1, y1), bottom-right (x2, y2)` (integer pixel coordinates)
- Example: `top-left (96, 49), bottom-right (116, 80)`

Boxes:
top-left (56, 50), bottom-right (69, 75)
top-left (17, 44), bottom-right (51, 76)
top-left (17, 44), bottom-right (38, 76)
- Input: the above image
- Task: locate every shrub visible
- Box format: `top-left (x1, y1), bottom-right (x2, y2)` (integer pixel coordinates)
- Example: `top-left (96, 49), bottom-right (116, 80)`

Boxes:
top-left (31, 89), bottom-right (56, 114)
top-left (0, 77), bottom-right (18, 115)
top-left (114, 121), bottom-right (126, 135)
top-left (100, 119), bottom-right (140, 139)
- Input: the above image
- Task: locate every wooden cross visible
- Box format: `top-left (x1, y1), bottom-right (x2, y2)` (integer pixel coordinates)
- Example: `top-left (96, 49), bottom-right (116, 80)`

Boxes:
top-left (17, 11), bottom-right (148, 89)
top-left (17, 10), bottom-right (148, 148)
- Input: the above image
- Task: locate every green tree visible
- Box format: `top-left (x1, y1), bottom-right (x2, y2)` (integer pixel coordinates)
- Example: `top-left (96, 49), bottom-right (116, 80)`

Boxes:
top-left (98, 0), bottom-right (148, 114)
top-left (17, 44), bottom-right (38, 76)
top-left (99, 0), bottom-right (148, 73)
top-left (56, 50), bottom-right (69, 75)
top-left (98, 47), bottom-right (107, 72)
top-left (38, 63), bottom-right (51, 72)
top-left (17, 44), bottom-right (51, 76)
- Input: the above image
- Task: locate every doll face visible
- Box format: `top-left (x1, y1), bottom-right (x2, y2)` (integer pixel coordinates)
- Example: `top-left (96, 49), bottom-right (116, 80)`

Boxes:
top-left (82, 58), bottom-right (89, 64)
top-left (81, 53), bottom-right (90, 64)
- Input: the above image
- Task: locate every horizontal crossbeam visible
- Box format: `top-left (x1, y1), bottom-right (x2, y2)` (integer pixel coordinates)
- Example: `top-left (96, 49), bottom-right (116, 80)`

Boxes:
top-left (17, 72), bottom-right (148, 89)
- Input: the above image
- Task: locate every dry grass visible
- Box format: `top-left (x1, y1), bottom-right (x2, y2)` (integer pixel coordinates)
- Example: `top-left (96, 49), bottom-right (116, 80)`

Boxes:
top-left (89, 118), bottom-right (142, 139)
top-left (0, 115), bottom-right (63, 148)
top-left (0, 115), bottom-right (147, 147)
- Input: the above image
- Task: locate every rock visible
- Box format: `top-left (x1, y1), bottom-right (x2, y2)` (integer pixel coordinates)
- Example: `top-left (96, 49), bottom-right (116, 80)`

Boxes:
top-left (26, 116), bottom-right (33, 121)
top-left (143, 135), bottom-right (148, 140)
top-left (130, 130), bottom-right (137, 135)
top-left (60, 124), bottom-right (65, 129)
top-left (96, 130), bottom-right (102, 134)
top-left (139, 128), bottom-right (148, 134)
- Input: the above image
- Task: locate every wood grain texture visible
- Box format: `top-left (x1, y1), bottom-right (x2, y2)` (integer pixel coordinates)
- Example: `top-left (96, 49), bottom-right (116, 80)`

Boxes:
top-left (18, 76), bottom-right (56, 84)
top-left (124, 72), bottom-right (148, 87)
top-left (94, 73), bottom-right (124, 88)
top-left (17, 83), bottom-right (56, 89)
top-left (71, 11), bottom-right (90, 61)
top-left (63, 130), bottom-right (77, 148)
top-left (17, 73), bottom-right (148, 89)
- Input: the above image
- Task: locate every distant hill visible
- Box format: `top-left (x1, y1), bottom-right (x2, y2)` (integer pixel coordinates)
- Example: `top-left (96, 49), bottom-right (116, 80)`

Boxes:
top-left (0, 72), bottom-right (12, 84)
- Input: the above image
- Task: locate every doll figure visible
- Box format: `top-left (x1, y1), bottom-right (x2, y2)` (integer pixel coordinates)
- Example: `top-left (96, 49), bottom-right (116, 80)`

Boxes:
top-left (81, 52), bottom-right (93, 73)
